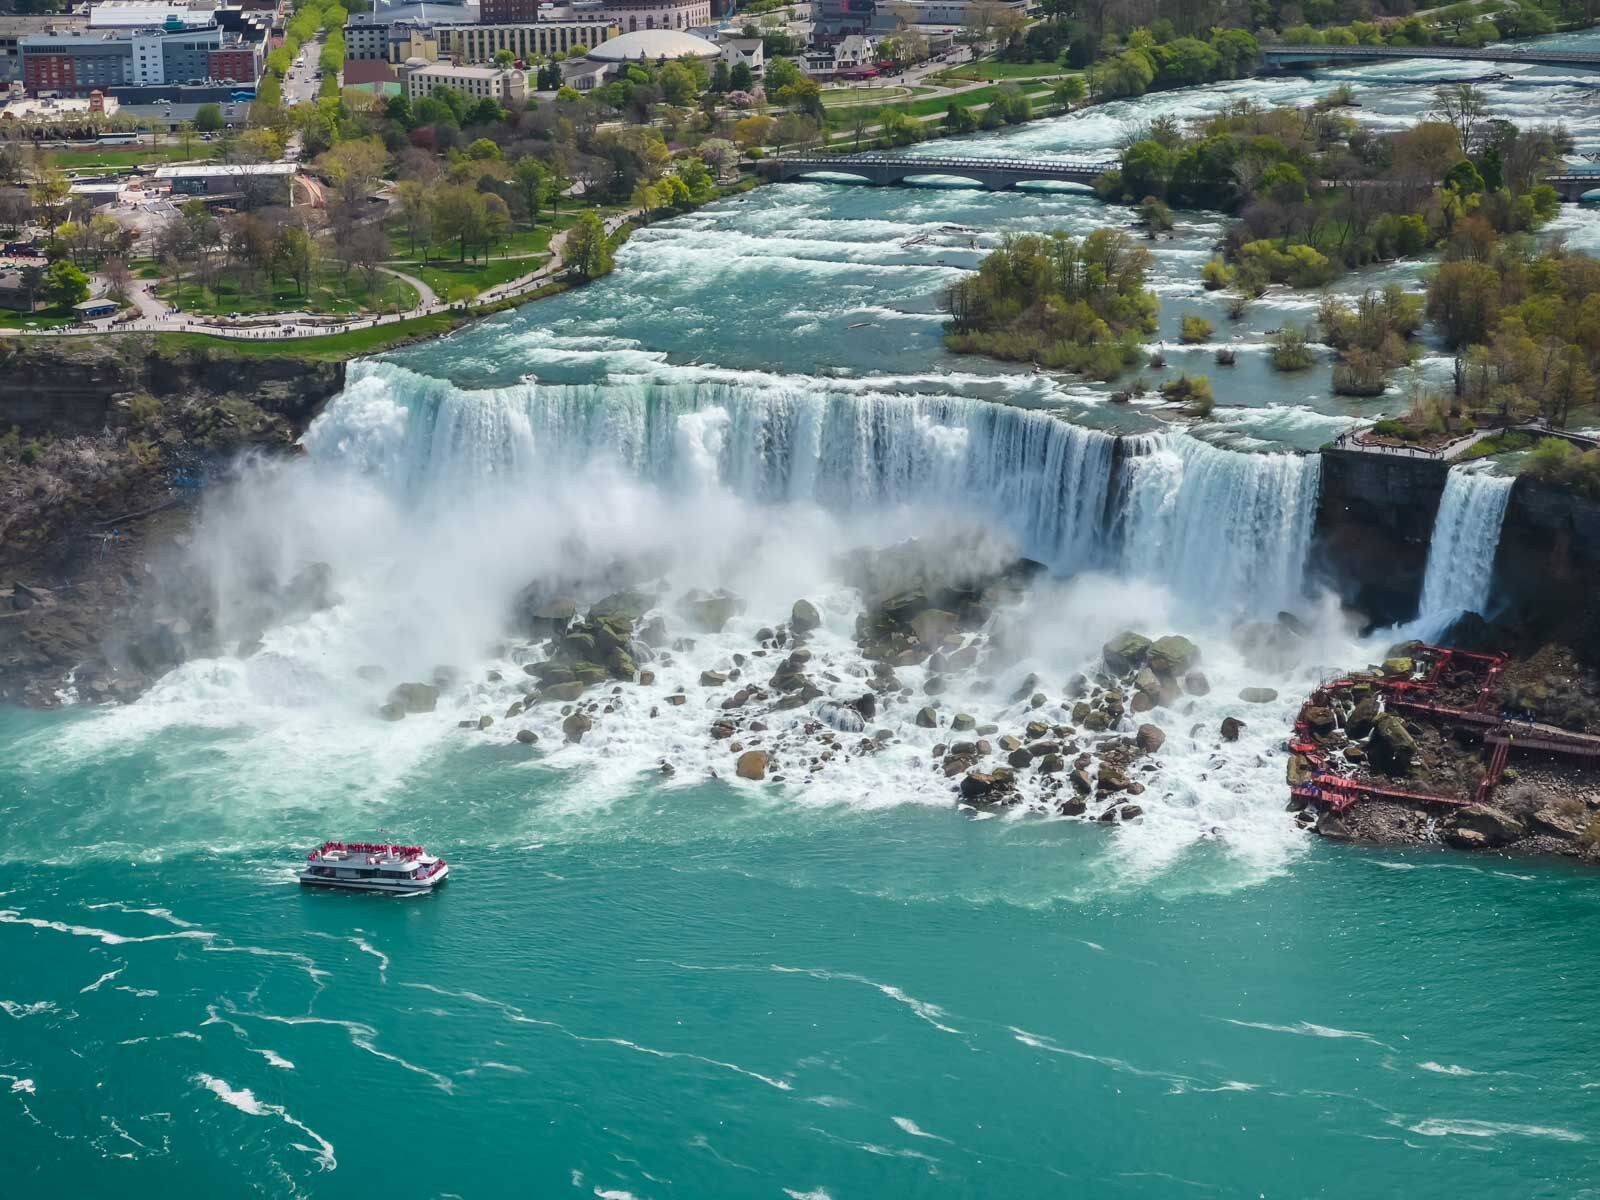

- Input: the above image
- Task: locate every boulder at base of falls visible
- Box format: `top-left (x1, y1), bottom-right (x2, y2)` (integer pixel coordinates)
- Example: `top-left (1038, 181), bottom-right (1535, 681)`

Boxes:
top-left (1097, 765), bottom-right (1130, 793)
top-left (1303, 706), bottom-right (1337, 737)
top-left (1368, 713), bottom-right (1417, 774)
top-left (378, 702), bottom-right (405, 721)
top-left (562, 712), bottom-right (593, 743)
top-left (516, 729), bottom-right (538, 745)
top-left (1184, 671), bottom-right (1210, 696)
top-left (1442, 804), bottom-right (1526, 849)
top-left (1102, 631), bottom-right (1152, 675)
top-left (1147, 635), bottom-right (1199, 677)
top-left (700, 670), bottom-right (728, 687)
top-left (1381, 656), bottom-right (1415, 679)
top-left (1345, 696), bottom-right (1379, 740)
top-left (590, 589), bottom-right (653, 623)
top-left (540, 681), bottom-right (585, 702)
top-left (678, 589), bottom-right (745, 633)
top-left (1238, 687), bottom-right (1279, 704)
top-left (960, 770), bottom-right (1014, 804)
top-left (915, 706), bottom-right (939, 728)
top-left (1135, 724), bottom-right (1166, 754)
top-left (637, 615), bottom-right (670, 648)
top-left (1220, 716), bottom-right (1245, 741)
top-left (386, 682), bottom-right (439, 714)
top-left (522, 596), bottom-right (577, 637)
top-left (736, 750), bottom-right (769, 781)
top-left (790, 599), bottom-right (822, 635)
top-left (951, 713), bottom-right (975, 732)
top-left (910, 608), bottom-right (959, 648)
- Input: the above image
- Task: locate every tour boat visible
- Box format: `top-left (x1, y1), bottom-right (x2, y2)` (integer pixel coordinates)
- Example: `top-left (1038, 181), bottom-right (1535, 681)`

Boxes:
top-left (299, 841), bottom-right (449, 894)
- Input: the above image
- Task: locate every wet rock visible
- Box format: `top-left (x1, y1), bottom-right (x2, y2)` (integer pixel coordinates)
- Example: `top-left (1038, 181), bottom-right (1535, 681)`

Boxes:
top-left (1097, 766), bottom-right (1130, 793)
top-left (516, 729), bottom-right (538, 745)
top-left (1083, 710), bottom-right (1110, 733)
top-left (378, 702), bottom-right (405, 721)
top-left (1220, 716), bottom-right (1245, 741)
top-left (910, 609), bottom-right (958, 647)
top-left (1368, 713), bottom-right (1417, 774)
top-left (1529, 806), bottom-right (1585, 840)
top-left (1007, 748), bottom-right (1033, 769)
top-left (666, 693), bottom-right (687, 706)
top-left (1443, 804), bottom-right (1525, 848)
top-left (562, 712), bottom-right (592, 743)
top-left (790, 599), bottom-right (822, 634)
top-left (1184, 671), bottom-right (1210, 696)
top-left (1135, 724), bottom-right (1166, 754)
top-left (710, 720), bottom-right (736, 740)
top-left (915, 706), bottom-right (939, 728)
top-left (1316, 812), bottom-right (1354, 841)
top-left (1038, 753), bottom-right (1065, 774)
top-left (1103, 631), bottom-right (1153, 674)
top-left (852, 692), bottom-right (878, 720)
top-left (638, 670), bottom-right (656, 687)
top-left (679, 589), bottom-right (745, 633)
top-left (951, 713), bottom-right (975, 732)
top-left (1130, 692), bottom-right (1154, 714)
top-left (924, 675), bottom-right (948, 696)
top-left (1117, 804), bottom-right (1143, 821)
top-left (1057, 796), bottom-right (1087, 816)
top-left (1148, 635), bottom-right (1199, 677)
top-left (999, 734), bottom-right (1022, 752)
top-left (1286, 752), bottom-right (1314, 785)
top-left (818, 702), bottom-right (866, 734)
top-left (1029, 692), bottom-right (1047, 709)
top-left (387, 682), bottom-right (440, 714)
top-left (590, 590), bottom-right (652, 623)
top-left (736, 750), bottom-right (770, 780)
top-left (477, 715), bottom-right (494, 730)
top-left (1238, 687), bottom-right (1279, 704)
top-left (1064, 674), bottom-right (1088, 699)
top-left (1025, 720), bottom-right (1049, 739)
top-left (1345, 696), bottom-right (1379, 740)
top-left (960, 770), bottom-right (1004, 801)
top-left (1070, 768), bottom-right (1092, 794)
top-left (637, 615), bottom-right (670, 648)
top-left (1303, 706), bottom-right (1337, 736)
top-left (1381, 656), bottom-right (1414, 678)
top-left (505, 701), bottom-right (526, 719)
top-left (700, 670), bottom-right (729, 687)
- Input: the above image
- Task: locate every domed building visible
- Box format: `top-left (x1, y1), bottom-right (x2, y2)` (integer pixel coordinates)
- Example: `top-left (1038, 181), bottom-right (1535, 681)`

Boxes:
top-left (586, 27), bottom-right (720, 65)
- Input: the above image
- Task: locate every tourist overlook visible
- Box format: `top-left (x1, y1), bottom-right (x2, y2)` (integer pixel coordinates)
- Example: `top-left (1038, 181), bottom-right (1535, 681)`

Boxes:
top-left (4, 0), bottom-right (1600, 1193)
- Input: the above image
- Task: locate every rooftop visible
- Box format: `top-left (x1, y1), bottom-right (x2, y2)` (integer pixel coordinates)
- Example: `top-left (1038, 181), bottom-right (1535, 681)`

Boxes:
top-left (587, 27), bottom-right (718, 61)
top-left (408, 61), bottom-right (521, 78)
top-left (154, 162), bottom-right (297, 177)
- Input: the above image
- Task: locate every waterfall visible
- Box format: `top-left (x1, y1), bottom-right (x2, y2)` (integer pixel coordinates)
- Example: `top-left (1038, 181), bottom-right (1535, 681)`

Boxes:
top-left (305, 361), bottom-right (1321, 613)
top-left (1413, 464), bottom-right (1514, 639)
top-left (1114, 433), bottom-right (1322, 616)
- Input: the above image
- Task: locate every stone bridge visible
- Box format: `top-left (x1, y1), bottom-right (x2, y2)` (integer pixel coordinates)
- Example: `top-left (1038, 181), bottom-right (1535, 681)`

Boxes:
top-left (1541, 171), bottom-right (1600, 202)
top-left (757, 153), bottom-right (1109, 191)
top-left (1261, 43), bottom-right (1600, 70)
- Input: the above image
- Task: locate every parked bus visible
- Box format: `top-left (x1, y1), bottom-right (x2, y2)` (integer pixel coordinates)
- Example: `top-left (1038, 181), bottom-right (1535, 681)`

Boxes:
top-left (97, 132), bottom-right (139, 145)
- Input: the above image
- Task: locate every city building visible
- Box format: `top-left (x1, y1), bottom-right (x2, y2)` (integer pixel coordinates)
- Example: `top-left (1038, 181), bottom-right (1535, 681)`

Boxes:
top-left (813, 0), bottom-right (873, 42)
top-left (342, 57), bottom-right (399, 95)
top-left (450, 19), bottom-right (616, 65)
top-left (716, 35), bottom-right (762, 78)
top-left (20, 18), bottom-right (265, 96)
top-left (0, 14), bottom-right (89, 83)
top-left (88, 2), bottom-right (214, 30)
top-left (401, 61), bottom-right (528, 103)
top-left (478, 0), bottom-right (540, 20)
top-left (155, 161), bottom-right (297, 203)
top-left (586, 26), bottom-right (717, 66)
top-left (74, 297), bottom-right (122, 321)
top-left (600, 0), bottom-right (713, 32)
top-left (882, 0), bottom-right (1025, 24)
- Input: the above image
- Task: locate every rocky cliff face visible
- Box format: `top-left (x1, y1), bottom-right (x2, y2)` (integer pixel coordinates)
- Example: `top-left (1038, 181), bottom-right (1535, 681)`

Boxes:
top-left (1310, 449), bottom-right (1448, 627)
top-left (0, 338), bottom-right (347, 706)
top-left (0, 339), bottom-right (345, 434)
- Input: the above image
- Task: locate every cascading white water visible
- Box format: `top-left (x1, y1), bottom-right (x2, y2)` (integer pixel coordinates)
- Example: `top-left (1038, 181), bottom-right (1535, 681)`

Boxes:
top-left (311, 360), bottom-right (1121, 571)
top-left (1412, 464), bottom-right (1514, 639)
top-left (307, 361), bottom-right (1324, 615)
top-left (1114, 433), bottom-right (1322, 616)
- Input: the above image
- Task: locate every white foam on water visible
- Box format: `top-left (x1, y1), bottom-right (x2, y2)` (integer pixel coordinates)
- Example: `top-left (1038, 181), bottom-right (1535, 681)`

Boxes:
top-left (1220, 1018), bottom-right (1389, 1047)
top-left (891, 1116), bottom-right (950, 1143)
top-left (193, 1074), bottom-right (336, 1170)
top-left (1, 1000), bottom-right (56, 1019)
top-left (80, 968), bottom-right (123, 993)
top-left (1418, 1062), bottom-right (1483, 1077)
top-left (1402, 1117), bottom-right (1586, 1143)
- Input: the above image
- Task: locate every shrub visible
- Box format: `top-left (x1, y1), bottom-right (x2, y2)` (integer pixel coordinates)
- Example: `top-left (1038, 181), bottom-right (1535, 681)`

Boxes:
top-left (1161, 373), bottom-right (1214, 415)
top-left (1271, 324), bottom-right (1315, 371)
top-left (1139, 196), bottom-right (1174, 231)
top-left (1179, 314), bottom-right (1213, 343)
top-left (1200, 256), bottom-right (1233, 291)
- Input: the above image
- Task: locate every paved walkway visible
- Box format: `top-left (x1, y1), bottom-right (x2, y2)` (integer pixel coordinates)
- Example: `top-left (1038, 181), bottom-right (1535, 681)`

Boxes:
top-left (1332, 421), bottom-right (1600, 461)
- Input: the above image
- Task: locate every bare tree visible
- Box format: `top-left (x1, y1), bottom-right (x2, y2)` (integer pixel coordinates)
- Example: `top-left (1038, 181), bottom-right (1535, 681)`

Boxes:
top-left (1430, 83), bottom-right (1490, 154)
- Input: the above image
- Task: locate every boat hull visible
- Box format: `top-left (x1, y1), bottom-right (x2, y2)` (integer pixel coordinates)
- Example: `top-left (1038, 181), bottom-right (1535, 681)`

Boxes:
top-left (298, 866), bottom-right (448, 894)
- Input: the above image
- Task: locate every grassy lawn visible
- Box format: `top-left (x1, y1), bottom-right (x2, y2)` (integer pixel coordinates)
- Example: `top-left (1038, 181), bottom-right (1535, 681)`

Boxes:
top-left (387, 207), bottom-right (630, 299)
top-left (405, 256), bottom-right (546, 299)
top-left (821, 85), bottom-right (916, 108)
top-left (0, 308), bottom-right (75, 330)
top-left (157, 272), bottom-right (418, 317)
top-left (46, 142), bottom-right (223, 172)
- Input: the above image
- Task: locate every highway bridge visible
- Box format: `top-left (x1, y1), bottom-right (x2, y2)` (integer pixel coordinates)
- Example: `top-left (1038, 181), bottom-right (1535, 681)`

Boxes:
top-left (761, 153), bottom-right (1600, 202)
top-left (756, 153), bottom-right (1109, 191)
top-left (1260, 42), bottom-right (1600, 70)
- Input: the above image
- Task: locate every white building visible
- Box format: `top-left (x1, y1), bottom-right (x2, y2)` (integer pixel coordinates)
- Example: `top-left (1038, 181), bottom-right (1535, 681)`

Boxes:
top-left (402, 60), bottom-right (528, 103)
top-left (717, 35), bottom-right (763, 79)
top-left (88, 2), bottom-right (215, 29)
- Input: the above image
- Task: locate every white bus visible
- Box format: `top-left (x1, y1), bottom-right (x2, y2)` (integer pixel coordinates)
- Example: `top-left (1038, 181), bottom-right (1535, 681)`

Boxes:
top-left (97, 132), bottom-right (139, 145)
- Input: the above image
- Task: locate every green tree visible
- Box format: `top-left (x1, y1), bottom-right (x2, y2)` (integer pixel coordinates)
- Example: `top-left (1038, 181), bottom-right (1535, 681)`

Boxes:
top-left (44, 259), bottom-right (90, 309)
top-left (194, 103), bottom-right (225, 133)
top-left (565, 210), bottom-right (613, 280)
top-left (513, 156), bottom-right (546, 227)
top-left (431, 185), bottom-right (489, 262)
